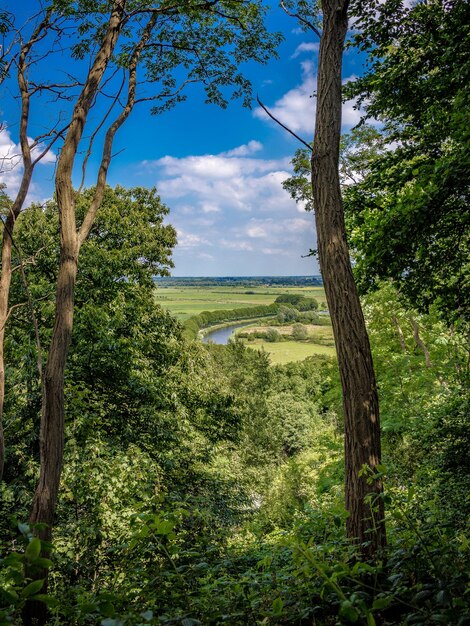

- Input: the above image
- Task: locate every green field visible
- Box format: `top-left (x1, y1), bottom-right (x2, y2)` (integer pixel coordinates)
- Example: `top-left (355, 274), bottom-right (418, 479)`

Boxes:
top-left (248, 340), bottom-right (336, 365)
top-left (155, 282), bottom-right (333, 363)
top-left (155, 285), bottom-right (327, 320)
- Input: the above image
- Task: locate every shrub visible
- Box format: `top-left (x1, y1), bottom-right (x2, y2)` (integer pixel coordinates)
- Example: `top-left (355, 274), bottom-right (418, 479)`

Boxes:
top-left (292, 323), bottom-right (309, 340)
top-left (265, 328), bottom-right (281, 342)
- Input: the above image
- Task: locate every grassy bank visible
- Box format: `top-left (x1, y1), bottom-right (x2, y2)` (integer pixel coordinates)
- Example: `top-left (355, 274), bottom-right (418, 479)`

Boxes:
top-left (249, 340), bottom-right (336, 364)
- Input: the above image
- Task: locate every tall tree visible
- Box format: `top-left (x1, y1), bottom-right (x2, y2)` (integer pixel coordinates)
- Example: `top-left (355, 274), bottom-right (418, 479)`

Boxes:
top-left (281, 0), bottom-right (385, 555)
top-left (312, 0), bottom-right (385, 556)
top-left (5, 1), bottom-right (279, 619)
top-left (0, 9), bottom-right (67, 480)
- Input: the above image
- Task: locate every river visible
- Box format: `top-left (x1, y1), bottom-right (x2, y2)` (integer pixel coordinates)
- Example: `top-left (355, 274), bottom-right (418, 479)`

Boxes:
top-left (201, 322), bottom-right (252, 345)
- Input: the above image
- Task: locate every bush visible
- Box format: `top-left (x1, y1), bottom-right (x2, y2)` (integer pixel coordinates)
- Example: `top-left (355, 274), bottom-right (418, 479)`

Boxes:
top-left (292, 323), bottom-right (309, 340)
top-left (277, 306), bottom-right (299, 323)
top-left (265, 328), bottom-right (281, 343)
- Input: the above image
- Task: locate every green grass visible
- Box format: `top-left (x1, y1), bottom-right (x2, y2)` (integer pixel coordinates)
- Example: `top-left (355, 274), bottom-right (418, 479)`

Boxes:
top-left (247, 339), bottom-right (336, 364)
top-left (155, 286), bottom-right (327, 320)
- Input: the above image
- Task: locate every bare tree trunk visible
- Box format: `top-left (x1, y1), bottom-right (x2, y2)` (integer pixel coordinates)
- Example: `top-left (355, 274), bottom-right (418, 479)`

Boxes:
top-left (0, 216), bottom-right (15, 480)
top-left (0, 10), bottom-right (53, 480)
top-left (392, 314), bottom-right (408, 353)
top-left (409, 317), bottom-right (432, 367)
top-left (29, 242), bottom-right (78, 535)
top-left (311, 0), bottom-right (385, 557)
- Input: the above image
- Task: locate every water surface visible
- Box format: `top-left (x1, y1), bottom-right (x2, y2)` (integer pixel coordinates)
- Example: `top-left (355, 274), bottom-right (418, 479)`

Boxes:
top-left (202, 323), bottom-right (252, 345)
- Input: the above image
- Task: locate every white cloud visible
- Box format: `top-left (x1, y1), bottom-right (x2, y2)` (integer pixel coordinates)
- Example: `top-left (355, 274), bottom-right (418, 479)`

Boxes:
top-left (243, 217), bottom-right (313, 243)
top-left (148, 143), bottom-right (295, 216)
top-left (254, 63), bottom-right (374, 134)
top-left (145, 142), bottom-right (318, 274)
top-left (220, 239), bottom-right (254, 251)
top-left (254, 60), bottom-right (316, 134)
top-left (201, 202), bottom-right (221, 214)
top-left (247, 224), bottom-right (268, 238)
top-left (262, 247), bottom-right (290, 256)
top-left (0, 125), bottom-right (56, 201)
top-left (176, 229), bottom-right (211, 249)
top-left (221, 140), bottom-right (262, 157)
top-left (291, 42), bottom-right (320, 58)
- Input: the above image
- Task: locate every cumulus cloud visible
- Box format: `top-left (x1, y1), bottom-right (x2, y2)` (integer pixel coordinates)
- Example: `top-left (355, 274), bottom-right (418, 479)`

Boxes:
top-left (147, 143), bottom-right (294, 216)
top-left (145, 141), bottom-right (318, 275)
top-left (254, 61), bottom-right (374, 134)
top-left (0, 125), bottom-right (56, 201)
top-left (254, 60), bottom-right (316, 134)
top-left (220, 239), bottom-right (254, 251)
top-left (291, 42), bottom-right (320, 58)
top-left (176, 229), bottom-right (212, 249)
top-left (221, 140), bottom-right (262, 157)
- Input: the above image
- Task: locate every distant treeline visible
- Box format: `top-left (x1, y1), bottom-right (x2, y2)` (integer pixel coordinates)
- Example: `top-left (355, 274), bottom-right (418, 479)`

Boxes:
top-left (156, 275), bottom-right (323, 288)
top-left (183, 295), bottom-right (319, 339)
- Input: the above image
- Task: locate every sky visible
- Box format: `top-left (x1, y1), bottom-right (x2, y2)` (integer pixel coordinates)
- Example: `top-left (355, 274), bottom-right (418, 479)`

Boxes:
top-left (0, 2), bottom-right (371, 277)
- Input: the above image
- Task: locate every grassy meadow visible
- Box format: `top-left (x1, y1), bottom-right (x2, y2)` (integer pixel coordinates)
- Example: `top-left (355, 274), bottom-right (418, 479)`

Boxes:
top-left (248, 340), bottom-right (336, 365)
top-left (155, 285), bottom-right (327, 320)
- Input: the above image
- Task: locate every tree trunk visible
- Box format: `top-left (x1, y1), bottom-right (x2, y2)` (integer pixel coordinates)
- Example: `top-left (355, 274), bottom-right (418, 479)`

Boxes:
top-left (409, 317), bottom-right (432, 367)
top-left (0, 215), bottom-right (15, 480)
top-left (311, 0), bottom-right (385, 557)
top-left (24, 5), bottom-right (126, 623)
top-left (0, 9), bottom-right (53, 480)
top-left (24, 239), bottom-right (78, 626)
top-left (29, 242), bottom-right (78, 532)
top-left (392, 314), bottom-right (408, 353)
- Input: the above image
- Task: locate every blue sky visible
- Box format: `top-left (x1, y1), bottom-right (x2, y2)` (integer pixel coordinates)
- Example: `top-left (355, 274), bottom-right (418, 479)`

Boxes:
top-left (0, 2), bottom-right (369, 276)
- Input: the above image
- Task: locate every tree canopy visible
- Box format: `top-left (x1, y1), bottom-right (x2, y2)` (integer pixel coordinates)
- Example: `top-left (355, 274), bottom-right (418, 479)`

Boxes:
top-left (345, 0), bottom-right (470, 324)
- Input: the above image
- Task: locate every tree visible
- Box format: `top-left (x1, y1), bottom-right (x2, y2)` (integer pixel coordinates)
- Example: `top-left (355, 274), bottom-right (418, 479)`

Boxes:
top-left (345, 0), bottom-right (470, 325)
top-left (0, 9), bottom-right (68, 480)
top-left (282, 0), bottom-right (385, 556)
top-left (0, 1), bottom-right (280, 619)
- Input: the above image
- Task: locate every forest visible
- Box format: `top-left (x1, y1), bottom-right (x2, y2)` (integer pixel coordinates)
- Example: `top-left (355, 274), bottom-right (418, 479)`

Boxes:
top-left (0, 0), bottom-right (469, 625)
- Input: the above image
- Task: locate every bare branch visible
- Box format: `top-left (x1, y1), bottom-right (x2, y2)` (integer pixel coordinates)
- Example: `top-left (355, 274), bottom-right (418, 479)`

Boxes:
top-left (280, 1), bottom-right (322, 39)
top-left (134, 77), bottom-right (199, 105)
top-left (256, 94), bottom-right (313, 151)
top-left (78, 11), bottom-right (158, 245)
top-left (11, 246), bottom-right (46, 272)
top-left (79, 72), bottom-right (126, 192)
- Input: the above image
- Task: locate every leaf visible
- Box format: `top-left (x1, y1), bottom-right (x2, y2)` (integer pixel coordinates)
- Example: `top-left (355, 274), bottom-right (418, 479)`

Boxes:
top-left (339, 600), bottom-right (359, 622)
top-left (2, 589), bottom-right (19, 603)
top-left (372, 597), bottom-right (391, 610)
top-left (140, 610), bottom-right (153, 621)
top-left (272, 597), bottom-right (284, 616)
top-left (33, 594), bottom-right (59, 608)
top-left (25, 537), bottom-right (41, 562)
top-left (21, 579), bottom-right (44, 597)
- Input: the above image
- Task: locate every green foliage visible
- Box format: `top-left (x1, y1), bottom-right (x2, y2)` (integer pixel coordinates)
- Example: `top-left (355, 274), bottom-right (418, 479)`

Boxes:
top-left (292, 323), bottom-right (308, 341)
top-left (0, 524), bottom-right (56, 624)
top-left (345, 0), bottom-right (470, 324)
top-left (265, 328), bottom-right (281, 343)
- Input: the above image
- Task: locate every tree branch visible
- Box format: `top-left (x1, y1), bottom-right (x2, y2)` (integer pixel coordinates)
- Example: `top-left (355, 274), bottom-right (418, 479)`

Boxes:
top-left (280, 1), bottom-right (322, 39)
top-left (256, 94), bottom-right (313, 151)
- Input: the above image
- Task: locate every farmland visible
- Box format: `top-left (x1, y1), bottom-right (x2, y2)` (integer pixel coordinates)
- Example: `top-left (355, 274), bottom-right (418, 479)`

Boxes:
top-left (154, 279), bottom-right (334, 363)
top-left (155, 284), bottom-right (327, 320)
top-left (247, 339), bottom-right (336, 364)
